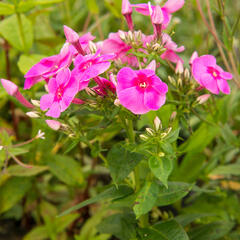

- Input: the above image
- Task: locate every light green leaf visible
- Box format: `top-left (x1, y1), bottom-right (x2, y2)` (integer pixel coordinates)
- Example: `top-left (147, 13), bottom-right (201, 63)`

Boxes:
top-left (0, 2), bottom-right (15, 15)
top-left (0, 177), bottom-right (32, 214)
top-left (48, 155), bottom-right (84, 187)
top-left (86, 0), bottom-right (99, 14)
top-left (210, 163), bottom-right (240, 176)
top-left (107, 143), bottom-right (143, 183)
top-left (149, 156), bottom-right (173, 188)
top-left (56, 213), bottom-right (79, 233)
top-left (7, 165), bottom-right (48, 177)
top-left (156, 182), bottom-right (192, 206)
top-left (0, 14), bottom-right (33, 52)
top-left (139, 219), bottom-right (189, 240)
top-left (23, 226), bottom-right (48, 240)
top-left (133, 181), bottom-right (159, 219)
top-left (18, 54), bottom-right (46, 74)
top-left (59, 185), bottom-right (133, 217)
top-left (34, 0), bottom-right (64, 5)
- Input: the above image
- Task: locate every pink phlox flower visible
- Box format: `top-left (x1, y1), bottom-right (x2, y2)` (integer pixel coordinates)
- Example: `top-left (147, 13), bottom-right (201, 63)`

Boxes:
top-left (93, 77), bottom-right (116, 96)
top-left (160, 33), bottom-right (185, 63)
top-left (192, 55), bottom-right (232, 95)
top-left (40, 68), bottom-right (78, 118)
top-left (116, 67), bottom-right (168, 114)
top-left (72, 49), bottom-right (115, 91)
top-left (24, 43), bottom-right (73, 89)
top-left (1, 79), bottom-right (34, 108)
top-left (101, 31), bottom-right (141, 67)
top-left (149, 4), bottom-right (164, 39)
top-left (122, 0), bottom-right (134, 31)
top-left (132, 0), bottom-right (184, 29)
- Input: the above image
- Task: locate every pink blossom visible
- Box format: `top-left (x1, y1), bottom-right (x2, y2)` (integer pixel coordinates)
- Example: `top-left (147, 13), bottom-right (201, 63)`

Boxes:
top-left (40, 68), bottom-right (78, 118)
top-left (122, 0), bottom-right (134, 31)
top-left (197, 94), bottom-right (211, 104)
top-left (116, 68), bottom-right (168, 114)
top-left (72, 50), bottom-right (114, 91)
top-left (132, 0), bottom-right (184, 29)
top-left (24, 44), bottom-right (73, 89)
top-left (149, 4), bottom-right (164, 39)
top-left (175, 60), bottom-right (184, 74)
top-left (189, 51), bottom-right (198, 65)
top-left (161, 33), bottom-right (185, 63)
top-left (45, 120), bottom-right (61, 131)
top-left (93, 77), bottom-right (116, 96)
top-left (101, 31), bottom-right (140, 67)
top-left (192, 55), bottom-right (232, 94)
top-left (64, 25), bottom-right (95, 55)
top-left (1, 79), bottom-right (34, 108)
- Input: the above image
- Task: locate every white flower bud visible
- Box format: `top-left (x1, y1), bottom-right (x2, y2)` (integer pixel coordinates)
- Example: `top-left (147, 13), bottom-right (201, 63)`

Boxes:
top-left (146, 128), bottom-right (154, 136)
top-left (197, 94), bottom-right (211, 104)
top-left (0, 146), bottom-right (3, 151)
top-left (154, 116), bottom-right (162, 131)
top-left (140, 134), bottom-right (148, 141)
top-left (26, 111), bottom-right (40, 118)
top-left (119, 30), bottom-right (126, 41)
top-left (184, 68), bottom-right (190, 79)
top-left (89, 41), bottom-right (97, 53)
top-left (114, 99), bottom-right (121, 106)
top-left (31, 99), bottom-right (40, 107)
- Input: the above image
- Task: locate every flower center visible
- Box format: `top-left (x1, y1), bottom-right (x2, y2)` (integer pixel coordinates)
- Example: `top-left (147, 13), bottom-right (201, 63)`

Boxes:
top-left (56, 87), bottom-right (64, 100)
top-left (139, 82), bottom-right (147, 88)
top-left (82, 61), bottom-right (92, 70)
top-left (207, 67), bottom-right (219, 79)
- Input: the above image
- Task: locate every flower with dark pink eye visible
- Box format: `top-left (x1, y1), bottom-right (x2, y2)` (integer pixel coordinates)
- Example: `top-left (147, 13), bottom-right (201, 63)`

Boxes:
top-left (116, 67), bottom-right (168, 114)
top-left (192, 55), bottom-right (232, 94)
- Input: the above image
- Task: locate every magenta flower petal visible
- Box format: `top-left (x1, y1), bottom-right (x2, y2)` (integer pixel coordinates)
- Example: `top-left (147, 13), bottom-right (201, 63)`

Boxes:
top-left (163, 0), bottom-right (185, 13)
top-left (46, 102), bottom-right (61, 118)
top-left (118, 87), bottom-right (149, 114)
top-left (117, 67), bottom-right (137, 92)
top-left (56, 68), bottom-right (71, 86)
top-left (220, 71), bottom-right (233, 80)
top-left (48, 78), bottom-right (58, 93)
top-left (200, 73), bottom-right (219, 94)
top-left (217, 79), bottom-right (230, 94)
top-left (40, 94), bottom-right (54, 111)
top-left (144, 88), bottom-right (166, 110)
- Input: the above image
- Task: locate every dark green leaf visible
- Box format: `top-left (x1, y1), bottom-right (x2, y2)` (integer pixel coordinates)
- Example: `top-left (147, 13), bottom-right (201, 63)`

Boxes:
top-left (107, 143), bottom-right (143, 183)
top-left (59, 185), bottom-right (133, 217)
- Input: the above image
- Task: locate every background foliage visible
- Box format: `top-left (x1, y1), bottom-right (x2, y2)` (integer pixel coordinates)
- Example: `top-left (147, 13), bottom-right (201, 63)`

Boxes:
top-left (0, 0), bottom-right (240, 239)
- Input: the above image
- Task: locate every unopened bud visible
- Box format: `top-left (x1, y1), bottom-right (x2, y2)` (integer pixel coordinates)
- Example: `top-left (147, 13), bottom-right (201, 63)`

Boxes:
top-left (154, 116), bottom-right (162, 131)
top-left (177, 77), bottom-right (182, 87)
top-left (26, 111), bottom-right (40, 118)
top-left (197, 94), bottom-right (211, 104)
top-left (140, 134), bottom-right (148, 141)
top-left (127, 31), bottom-right (133, 41)
top-left (166, 127), bottom-right (172, 135)
top-left (114, 99), bottom-right (121, 106)
top-left (160, 132), bottom-right (167, 138)
top-left (175, 60), bottom-right (184, 74)
top-left (170, 111), bottom-right (177, 121)
top-left (168, 76), bottom-right (176, 85)
top-left (46, 120), bottom-right (61, 131)
top-left (158, 152), bottom-right (165, 157)
top-left (0, 146), bottom-right (3, 151)
top-left (189, 51), bottom-right (198, 65)
top-left (146, 128), bottom-right (154, 136)
top-left (31, 99), bottom-right (40, 107)
top-left (89, 41), bottom-right (97, 53)
top-left (85, 87), bottom-right (96, 96)
top-left (119, 30), bottom-right (126, 41)
top-left (184, 68), bottom-right (190, 79)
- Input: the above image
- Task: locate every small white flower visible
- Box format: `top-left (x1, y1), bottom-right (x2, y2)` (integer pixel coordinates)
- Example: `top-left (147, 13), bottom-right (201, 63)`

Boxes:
top-left (36, 130), bottom-right (45, 139)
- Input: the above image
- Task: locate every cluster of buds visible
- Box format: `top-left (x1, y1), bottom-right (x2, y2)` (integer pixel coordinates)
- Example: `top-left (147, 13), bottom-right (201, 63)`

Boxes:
top-left (146, 41), bottom-right (166, 55)
top-left (118, 30), bottom-right (143, 48)
top-left (139, 116), bottom-right (172, 141)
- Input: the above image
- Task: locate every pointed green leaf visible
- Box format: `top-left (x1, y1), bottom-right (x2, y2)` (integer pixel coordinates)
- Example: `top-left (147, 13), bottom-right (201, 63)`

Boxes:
top-left (107, 143), bottom-right (143, 183)
top-left (210, 163), bottom-right (240, 176)
top-left (149, 156), bottom-right (173, 188)
top-left (139, 219), bottom-right (189, 240)
top-left (0, 2), bottom-right (15, 15)
top-left (59, 185), bottom-right (133, 217)
top-left (7, 165), bottom-right (48, 177)
top-left (133, 181), bottom-right (159, 219)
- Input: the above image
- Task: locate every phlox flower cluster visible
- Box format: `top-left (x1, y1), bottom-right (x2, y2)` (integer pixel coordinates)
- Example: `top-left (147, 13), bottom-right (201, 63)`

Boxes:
top-left (1, 0), bottom-right (233, 120)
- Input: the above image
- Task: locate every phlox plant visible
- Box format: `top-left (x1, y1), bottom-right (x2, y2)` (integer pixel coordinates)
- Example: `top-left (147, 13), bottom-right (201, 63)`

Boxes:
top-left (0, 0), bottom-right (240, 239)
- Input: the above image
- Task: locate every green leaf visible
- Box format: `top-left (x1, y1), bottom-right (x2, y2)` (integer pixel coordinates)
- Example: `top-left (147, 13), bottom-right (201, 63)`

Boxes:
top-left (221, 124), bottom-right (239, 146)
top-left (0, 177), bottom-right (32, 214)
top-left (55, 213), bottom-right (79, 233)
top-left (133, 181), bottom-right (159, 219)
top-left (23, 226), bottom-right (48, 240)
top-left (164, 128), bottom-right (180, 143)
top-left (149, 156), bottom-right (173, 188)
top-left (59, 185), bottom-right (133, 217)
top-left (47, 155), bottom-right (84, 187)
top-left (0, 2), bottom-right (15, 15)
top-left (97, 213), bottom-right (136, 240)
top-left (209, 163), bottom-right (240, 176)
top-left (86, 0), bottom-right (99, 14)
top-left (18, 54), bottom-right (46, 74)
top-left (7, 165), bottom-right (48, 177)
top-left (107, 143), bottom-right (143, 183)
top-left (173, 152), bottom-right (206, 182)
top-left (188, 221), bottom-right (234, 240)
top-left (0, 14), bottom-right (33, 52)
top-left (179, 123), bottom-right (220, 153)
top-left (139, 219), bottom-right (189, 240)
top-left (34, 0), bottom-right (64, 5)
top-left (156, 182), bottom-right (192, 206)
